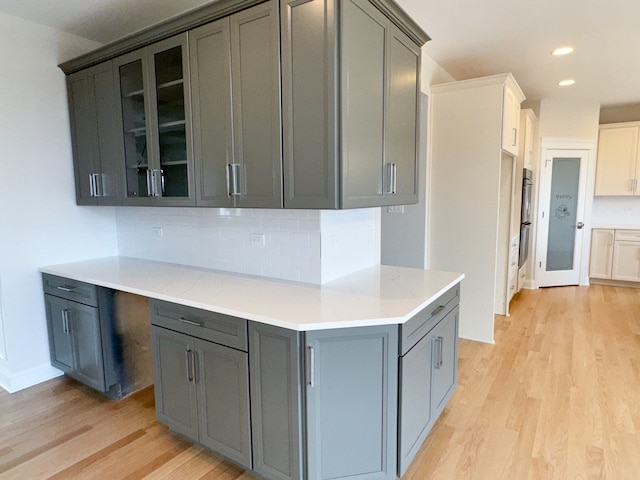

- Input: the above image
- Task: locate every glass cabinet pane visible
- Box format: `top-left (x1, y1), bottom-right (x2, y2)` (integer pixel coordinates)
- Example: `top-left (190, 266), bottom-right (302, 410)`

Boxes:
top-left (118, 59), bottom-right (150, 198)
top-left (154, 46), bottom-right (189, 198)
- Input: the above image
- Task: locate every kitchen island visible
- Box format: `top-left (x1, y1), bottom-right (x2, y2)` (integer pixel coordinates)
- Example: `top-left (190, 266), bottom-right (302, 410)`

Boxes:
top-left (40, 257), bottom-right (463, 480)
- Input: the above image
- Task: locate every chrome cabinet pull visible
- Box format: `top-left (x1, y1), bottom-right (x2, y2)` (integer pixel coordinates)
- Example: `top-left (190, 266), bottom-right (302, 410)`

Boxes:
top-left (191, 350), bottom-right (198, 384)
top-left (434, 336), bottom-right (444, 369)
top-left (308, 346), bottom-right (315, 387)
top-left (178, 317), bottom-right (203, 327)
top-left (228, 163), bottom-right (241, 196)
top-left (92, 173), bottom-right (103, 197)
top-left (185, 348), bottom-right (193, 383)
top-left (391, 163), bottom-right (397, 194)
top-left (384, 163), bottom-right (396, 194)
top-left (62, 309), bottom-right (70, 335)
top-left (430, 305), bottom-right (445, 318)
top-left (146, 169), bottom-right (152, 197)
top-left (56, 285), bottom-right (75, 292)
top-left (159, 169), bottom-right (165, 196)
top-left (512, 127), bottom-right (517, 147)
top-left (89, 173), bottom-right (96, 197)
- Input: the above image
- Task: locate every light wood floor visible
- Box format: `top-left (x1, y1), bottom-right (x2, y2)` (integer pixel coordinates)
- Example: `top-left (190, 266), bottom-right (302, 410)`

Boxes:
top-left (1, 285), bottom-right (639, 479)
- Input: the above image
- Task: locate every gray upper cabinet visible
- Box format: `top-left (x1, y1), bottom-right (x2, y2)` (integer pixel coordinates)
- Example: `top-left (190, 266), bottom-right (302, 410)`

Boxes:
top-left (281, 0), bottom-right (425, 209)
top-left (190, 0), bottom-right (282, 208)
top-left (67, 61), bottom-right (122, 205)
top-left (230, 0), bottom-right (283, 208)
top-left (62, 0), bottom-right (427, 210)
top-left (386, 25), bottom-right (420, 204)
top-left (115, 34), bottom-right (196, 206)
top-left (190, 19), bottom-right (235, 207)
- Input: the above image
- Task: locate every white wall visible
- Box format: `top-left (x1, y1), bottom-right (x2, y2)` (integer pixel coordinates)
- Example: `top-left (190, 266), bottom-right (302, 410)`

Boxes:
top-left (0, 13), bottom-right (119, 392)
top-left (380, 51), bottom-right (455, 269)
top-left (539, 99), bottom-right (600, 139)
top-left (320, 208), bottom-right (380, 282)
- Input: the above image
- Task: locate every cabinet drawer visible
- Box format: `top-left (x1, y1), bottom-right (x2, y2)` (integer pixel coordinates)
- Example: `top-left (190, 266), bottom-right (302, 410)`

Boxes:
top-left (399, 285), bottom-right (459, 355)
top-left (42, 274), bottom-right (98, 307)
top-left (150, 299), bottom-right (248, 351)
top-left (615, 229), bottom-right (640, 242)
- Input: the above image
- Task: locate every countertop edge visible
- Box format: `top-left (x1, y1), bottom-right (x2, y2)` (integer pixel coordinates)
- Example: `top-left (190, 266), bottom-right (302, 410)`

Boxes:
top-left (39, 258), bottom-right (464, 331)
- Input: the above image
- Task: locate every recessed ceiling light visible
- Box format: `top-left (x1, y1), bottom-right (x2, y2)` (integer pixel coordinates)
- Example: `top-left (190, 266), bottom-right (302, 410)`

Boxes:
top-left (559, 79), bottom-right (576, 87)
top-left (552, 46), bottom-right (574, 56)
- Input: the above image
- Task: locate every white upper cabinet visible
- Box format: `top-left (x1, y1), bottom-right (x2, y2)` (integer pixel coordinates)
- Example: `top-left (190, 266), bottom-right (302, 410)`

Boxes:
top-left (595, 122), bottom-right (640, 196)
top-left (501, 78), bottom-right (525, 156)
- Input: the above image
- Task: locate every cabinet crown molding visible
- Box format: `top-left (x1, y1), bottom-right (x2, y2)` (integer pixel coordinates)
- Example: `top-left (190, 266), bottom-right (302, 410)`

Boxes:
top-left (431, 73), bottom-right (526, 103)
top-left (59, 0), bottom-right (429, 75)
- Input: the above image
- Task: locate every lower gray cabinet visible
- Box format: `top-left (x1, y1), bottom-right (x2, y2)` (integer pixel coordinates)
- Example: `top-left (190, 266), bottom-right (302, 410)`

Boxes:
top-left (45, 294), bottom-right (106, 391)
top-left (398, 305), bottom-right (459, 476)
top-left (248, 322), bottom-right (304, 480)
top-left (248, 322), bottom-right (398, 480)
top-left (305, 325), bottom-right (398, 480)
top-left (151, 317), bottom-right (251, 469)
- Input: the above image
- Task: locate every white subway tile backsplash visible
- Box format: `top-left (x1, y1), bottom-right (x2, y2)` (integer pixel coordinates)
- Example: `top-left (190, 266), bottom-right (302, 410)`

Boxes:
top-left (116, 207), bottom-right (379, 284)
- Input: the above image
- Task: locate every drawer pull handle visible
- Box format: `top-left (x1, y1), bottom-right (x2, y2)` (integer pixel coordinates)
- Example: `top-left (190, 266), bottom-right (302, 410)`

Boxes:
top-left (179, 317), bottom-right (203, 327)
top-left (430, 305), bottom-right (446, 318)
top-left (57, 285), bottom-right (75, 292)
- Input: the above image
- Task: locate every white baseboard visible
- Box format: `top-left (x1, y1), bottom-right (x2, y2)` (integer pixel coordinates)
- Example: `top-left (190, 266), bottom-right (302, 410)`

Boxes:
top-left (0, 363), bottom-right (63, 393)
top-left (523, 280), bottom-right (537, 290)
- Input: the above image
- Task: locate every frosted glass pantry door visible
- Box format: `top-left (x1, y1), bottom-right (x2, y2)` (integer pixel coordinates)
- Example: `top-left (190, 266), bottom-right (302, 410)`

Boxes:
top-left (537, 150), bottom-right (589, 287)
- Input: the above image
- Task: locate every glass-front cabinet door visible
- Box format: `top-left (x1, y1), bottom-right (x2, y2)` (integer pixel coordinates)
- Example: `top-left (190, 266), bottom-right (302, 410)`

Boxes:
top-left (115, 34), bottom-right (194, 206)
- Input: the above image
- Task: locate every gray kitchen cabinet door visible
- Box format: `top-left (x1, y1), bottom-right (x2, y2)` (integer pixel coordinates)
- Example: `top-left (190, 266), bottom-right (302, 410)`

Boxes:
top-left (69, 301), bottom-right (106, 392)
top-left (115, 34), bottom-right (195, 206)
top-left (249, 322), bottom-right (304, 480)
top-left (196, 338), bottom-right (252, 469)
top-left (151, 326), bottom-right (199, 441)
top-left (431, 306), bottom-right (459, 416)
top-left (397, 328), bottom-right (433, 477)
top-left (44, 294), bottom-right (74, 372)
top-left (305, 325), bottom-right (398, 480)
top-left (230, 0), bottom-right (283, 208)
top-left (67, 62), bottom-right (122, 206)
top-left (147, 35), bottom-right (196, 206)
top-left (115, 49), bottom-right (153, 204)
top-left (280, 0), bottom-right (339, 209)
top-left (384, 25), bottom-right (420, 206)
top-left (340, 0), bottom-right (387, 209)
top-left (189, 19), bottom-right (235, 207)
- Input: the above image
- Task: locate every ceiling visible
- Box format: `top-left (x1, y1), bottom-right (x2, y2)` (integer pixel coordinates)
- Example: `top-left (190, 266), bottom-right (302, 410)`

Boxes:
top-left (1, 0), bottom-right (638, 107)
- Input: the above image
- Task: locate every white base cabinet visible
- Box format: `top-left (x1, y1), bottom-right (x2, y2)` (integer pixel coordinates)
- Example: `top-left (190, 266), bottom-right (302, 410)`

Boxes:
top-left (590, 229), bottom-right (640, 283)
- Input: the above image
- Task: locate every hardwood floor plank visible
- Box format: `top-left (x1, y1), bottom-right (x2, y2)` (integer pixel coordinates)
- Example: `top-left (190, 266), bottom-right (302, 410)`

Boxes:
top-left (0, 285), bottom-right (638, 479)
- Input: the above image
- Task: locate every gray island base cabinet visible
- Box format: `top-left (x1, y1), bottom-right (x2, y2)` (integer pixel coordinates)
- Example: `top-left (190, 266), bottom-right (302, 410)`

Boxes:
top-left (150, 287), bottom-right (460, 480)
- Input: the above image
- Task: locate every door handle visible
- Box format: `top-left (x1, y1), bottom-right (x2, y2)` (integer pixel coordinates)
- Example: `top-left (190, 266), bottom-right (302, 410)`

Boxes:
top-left (577, 222), bottom-right (584, 230)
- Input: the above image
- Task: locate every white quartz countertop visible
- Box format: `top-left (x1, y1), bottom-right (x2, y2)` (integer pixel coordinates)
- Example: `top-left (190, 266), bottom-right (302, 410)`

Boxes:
top-left (39, 257), bottom-right (464, 331)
